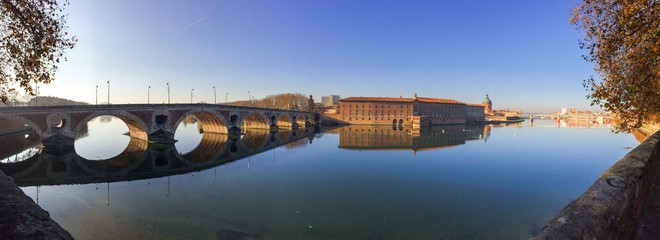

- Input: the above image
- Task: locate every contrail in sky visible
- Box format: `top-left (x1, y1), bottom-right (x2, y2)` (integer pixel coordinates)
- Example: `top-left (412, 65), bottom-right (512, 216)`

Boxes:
top-left (174, 17), bottom-right (206, 36)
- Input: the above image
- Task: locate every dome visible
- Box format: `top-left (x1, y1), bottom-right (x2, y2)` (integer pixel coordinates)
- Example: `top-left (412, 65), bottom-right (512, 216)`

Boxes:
top-left (482, 94), bottom-right (492, 105)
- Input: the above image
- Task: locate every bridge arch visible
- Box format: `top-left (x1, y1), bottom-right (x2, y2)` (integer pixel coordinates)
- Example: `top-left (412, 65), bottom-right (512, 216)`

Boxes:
top-left (75, 137), bottom-right (149, 176)
top-left (239, 129), bottom-right (270, 151)
top-left (276, 129), bottom-right (293, 142)
top-left (0, 153), bottom-right (43, 180)
top-left (275, 114), bottom-right (294, 128)
top-left (291, 114), bottom-right (306, 127)
top-left (178, 133), bottom-right (229, 164)
top-left (0, 114), bottom-right (44, 138)
top-left (172, 109), bottom-right (228, 134)
top-left (241, 112), bottom-right (270, 130)
top-left (74, 111), bottom-right (149, 141)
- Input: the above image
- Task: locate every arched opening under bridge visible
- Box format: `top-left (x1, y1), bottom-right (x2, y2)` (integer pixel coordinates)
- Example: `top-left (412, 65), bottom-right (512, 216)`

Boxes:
top-left (243, 113), bottom-right (270, 130)
top-left (74, 115), bottom-right (144, 160)
top-left (276, 114), bottom-right (293, 129)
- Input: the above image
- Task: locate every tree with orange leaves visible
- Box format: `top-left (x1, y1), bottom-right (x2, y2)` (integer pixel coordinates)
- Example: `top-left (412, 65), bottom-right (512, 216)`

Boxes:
top-left (571, 0), bottom-right (659, 132)
top-left (0, 0), bottom-right (76, 104)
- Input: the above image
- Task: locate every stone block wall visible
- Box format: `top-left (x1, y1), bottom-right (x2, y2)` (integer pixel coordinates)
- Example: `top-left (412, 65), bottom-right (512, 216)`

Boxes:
top-left (532, 130), bottom-right (660, 239)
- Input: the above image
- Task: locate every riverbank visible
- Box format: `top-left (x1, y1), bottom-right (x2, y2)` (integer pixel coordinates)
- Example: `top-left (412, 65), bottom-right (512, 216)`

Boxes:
top-left (483, 119), bottom-right (524, 124)
top-left (532, 129), bottom-right (660, 239)
top-left (0, 169), bottom-right (73, 239)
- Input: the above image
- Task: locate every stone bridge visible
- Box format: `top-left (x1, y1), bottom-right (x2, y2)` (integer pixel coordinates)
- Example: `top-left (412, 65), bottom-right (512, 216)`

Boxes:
top-left (0, 104), bottom-right (315, 148)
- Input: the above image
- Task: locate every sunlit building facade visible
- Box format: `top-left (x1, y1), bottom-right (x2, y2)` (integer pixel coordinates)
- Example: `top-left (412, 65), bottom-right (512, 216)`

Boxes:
top-left (338, 94), bottom-right (484, 127)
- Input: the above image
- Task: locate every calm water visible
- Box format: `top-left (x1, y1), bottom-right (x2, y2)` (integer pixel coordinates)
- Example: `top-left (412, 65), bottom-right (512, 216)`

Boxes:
top-left (0, 118), bottom-right (639, 240)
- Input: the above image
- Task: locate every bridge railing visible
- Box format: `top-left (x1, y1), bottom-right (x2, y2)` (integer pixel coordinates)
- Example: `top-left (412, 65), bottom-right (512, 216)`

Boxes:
top-left (0, 103), bottom-right (311, 114)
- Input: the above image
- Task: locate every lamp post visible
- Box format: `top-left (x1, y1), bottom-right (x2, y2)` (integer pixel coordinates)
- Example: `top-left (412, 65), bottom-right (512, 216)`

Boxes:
top-left (166, 82), bottom-right (170, 104)
top-left (95, 84), bottom-right (98, 105)
top-left (248, 90), bottom-right (251, 106)
top-left (213, 86), bottom-right (216, 104)
top-left (35, 84), bottom-right (39, 106)
top-left (191, 88), bottom-right (194, 104)
top-left (148, 85), bottom-right (151, 104)
top-left (225, 92), bottom-right (228, 103)
top-left (107, 80), bottom-right (110, 105)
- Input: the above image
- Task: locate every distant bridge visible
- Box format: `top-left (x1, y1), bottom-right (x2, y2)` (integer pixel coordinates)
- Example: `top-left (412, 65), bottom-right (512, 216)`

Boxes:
top-left (0, 104), bottom-right (315, 148)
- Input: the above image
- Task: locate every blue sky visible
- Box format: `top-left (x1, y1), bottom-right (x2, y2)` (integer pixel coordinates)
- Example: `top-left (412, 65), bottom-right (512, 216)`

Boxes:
top-left (45, 0), bottom-right (594, 112)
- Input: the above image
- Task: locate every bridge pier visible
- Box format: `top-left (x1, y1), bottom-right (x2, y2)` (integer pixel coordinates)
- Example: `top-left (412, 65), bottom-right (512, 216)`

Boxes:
top-left (147, 129), bottom-right (176, 144)
top-left (41, 112), bottom-right (76, 151)
top-left (42, 134), bottom-right (75, 153)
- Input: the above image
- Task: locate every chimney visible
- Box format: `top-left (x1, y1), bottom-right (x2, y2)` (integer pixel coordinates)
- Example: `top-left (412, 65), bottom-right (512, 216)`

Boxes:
top-left (414, 93), bottom-right (417, 98)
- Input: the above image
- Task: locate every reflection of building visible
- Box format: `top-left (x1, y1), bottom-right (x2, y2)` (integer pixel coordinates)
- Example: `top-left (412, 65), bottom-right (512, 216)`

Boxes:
top-left (338, 125), bottom-right (486, 153)
top-left (338, 94), bottom-right (484, 127)
top-left (321, 95), bottom-right (340, 107)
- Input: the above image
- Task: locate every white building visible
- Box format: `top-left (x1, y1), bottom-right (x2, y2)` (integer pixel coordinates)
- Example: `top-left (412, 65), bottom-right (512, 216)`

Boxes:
top-left (321, 95), bottom-right (340, 107)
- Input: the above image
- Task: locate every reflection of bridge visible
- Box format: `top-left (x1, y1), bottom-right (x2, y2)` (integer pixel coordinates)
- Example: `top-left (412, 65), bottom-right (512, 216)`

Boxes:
top-left (0, 128), bottom-right (315, 186)
top-left (338, 125), bottom-right (489, 152)
top-left (0, 131), bottom-right (40, 162)
top-left (0, 104), bottom-right (314, 148)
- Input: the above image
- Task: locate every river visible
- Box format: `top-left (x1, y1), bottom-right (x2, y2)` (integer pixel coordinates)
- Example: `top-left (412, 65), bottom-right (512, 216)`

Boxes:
top-left (0, 118), bottom-right (638, 239)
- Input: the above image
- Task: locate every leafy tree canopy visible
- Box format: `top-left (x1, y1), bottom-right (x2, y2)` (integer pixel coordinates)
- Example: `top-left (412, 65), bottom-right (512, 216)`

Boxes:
top-left (571, 0), bottom-right (660, 132)
top-left (0, 0), bottom-right (76, 103)
top-left (231, 93), bottom-right (311, 111)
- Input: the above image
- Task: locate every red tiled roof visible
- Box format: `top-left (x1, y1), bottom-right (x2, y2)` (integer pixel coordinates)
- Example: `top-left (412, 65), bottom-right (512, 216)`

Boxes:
top-left (415, 97), bottom-right (464, 104)
top-left (339, 96), bottom-right (466, 105)
top-left (339, 97), bottom-right (414, 103)
top-left (465, 103), bottom-right (485, 107)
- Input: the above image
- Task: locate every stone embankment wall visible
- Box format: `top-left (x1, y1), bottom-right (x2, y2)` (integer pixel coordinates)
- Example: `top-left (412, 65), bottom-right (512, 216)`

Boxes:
top-left (532, 130), bottom-right (660, 239)
top-left (0, 171), bottom-right (73, 239)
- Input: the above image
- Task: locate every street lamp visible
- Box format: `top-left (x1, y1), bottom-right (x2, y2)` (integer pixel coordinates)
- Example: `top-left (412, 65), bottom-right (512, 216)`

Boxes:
top-left (191, 88), bottom-right (194, 104)
top-left (166, 82), bottom-right (170, 104)
top-left (35, 84), bottom-right (39, 106)
top-left (213, 86), bottom-right (216, 104)
top-left (95, 84), bottom-right (98, 105)
top-left (107, 80), bottom-right (110, 105)
top-left (225, 92), bottom-right (228, 103)
top-left (148, 85), bottom-right (151, 104)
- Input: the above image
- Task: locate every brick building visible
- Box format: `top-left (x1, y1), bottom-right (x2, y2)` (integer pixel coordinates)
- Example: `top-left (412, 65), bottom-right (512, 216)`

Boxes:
top-left (338, 94), bottom-right (484, 127)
